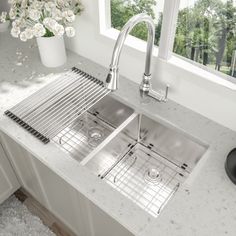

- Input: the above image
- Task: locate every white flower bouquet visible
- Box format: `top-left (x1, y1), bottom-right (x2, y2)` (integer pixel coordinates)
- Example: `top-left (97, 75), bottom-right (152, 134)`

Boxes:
top-left (8, 0), bottom-right (82, 42)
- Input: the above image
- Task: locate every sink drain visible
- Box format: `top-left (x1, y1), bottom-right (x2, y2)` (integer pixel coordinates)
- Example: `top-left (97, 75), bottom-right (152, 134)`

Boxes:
top-left (88, 127), bottom-right (104, 147)
top-left (144, 167), bottom-right (162, 185)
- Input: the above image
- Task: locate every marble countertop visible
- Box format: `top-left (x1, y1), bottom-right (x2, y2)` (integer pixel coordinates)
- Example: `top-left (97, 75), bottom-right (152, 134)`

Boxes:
top-left (0, 31), bottom-right (236, 236)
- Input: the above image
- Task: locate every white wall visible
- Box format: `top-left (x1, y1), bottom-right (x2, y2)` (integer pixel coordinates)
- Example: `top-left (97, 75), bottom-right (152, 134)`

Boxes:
top-left (0, 0), bottom-right (10, 12)
top-left (66, 0), bottom-right (236, 131)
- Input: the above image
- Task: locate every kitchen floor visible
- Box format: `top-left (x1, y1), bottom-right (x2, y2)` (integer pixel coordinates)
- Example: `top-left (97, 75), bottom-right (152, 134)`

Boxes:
top-left (0, 189), bottom-right (75, 236)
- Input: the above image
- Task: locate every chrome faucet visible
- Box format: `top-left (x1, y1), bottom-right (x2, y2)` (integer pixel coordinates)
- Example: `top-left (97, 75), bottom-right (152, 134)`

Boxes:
top-left (106, 13), bottom-right (169, 102)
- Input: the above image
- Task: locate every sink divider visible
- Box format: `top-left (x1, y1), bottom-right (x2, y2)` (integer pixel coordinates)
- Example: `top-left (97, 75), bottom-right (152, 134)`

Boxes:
top-left (80, 113), bottom-right (138, 166)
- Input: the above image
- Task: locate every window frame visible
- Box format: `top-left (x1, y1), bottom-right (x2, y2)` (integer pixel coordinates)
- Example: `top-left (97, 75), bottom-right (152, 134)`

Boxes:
top-left (98, 0), bottom-right (236, 88)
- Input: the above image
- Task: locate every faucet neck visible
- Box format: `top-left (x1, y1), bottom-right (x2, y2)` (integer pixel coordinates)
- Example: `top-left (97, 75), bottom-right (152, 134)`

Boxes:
top-left (106, 13), bottom-right (155, 90)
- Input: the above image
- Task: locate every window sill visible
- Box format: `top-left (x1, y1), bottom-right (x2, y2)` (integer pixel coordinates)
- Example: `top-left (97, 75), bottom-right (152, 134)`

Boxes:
top-left (168, 55), bottom-right (236, 91)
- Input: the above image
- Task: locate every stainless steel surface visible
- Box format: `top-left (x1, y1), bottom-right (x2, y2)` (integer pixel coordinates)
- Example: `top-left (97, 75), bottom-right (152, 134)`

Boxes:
top-left (86, 114), bottom-right (207, 217)
top-left (105, 13), bottom-right (154, 91)
top-left (5, 68), bottom-right (110, 143)
top-left (148, 84), bottom-right (170, 102)
top-left (105, 13), bottom-right (169, 102)
top-left (139, 115), bottom-right (207, 172)
top-left (53, 95), bottom-right (134, 162)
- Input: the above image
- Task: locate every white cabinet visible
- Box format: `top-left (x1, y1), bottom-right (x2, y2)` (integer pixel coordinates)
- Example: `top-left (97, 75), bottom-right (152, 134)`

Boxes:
top-left (1, 134), bottom-right (93, 236)
top-left (1, 134), bottom-right (133, 236)
top-left (0, 142), bottom-right (20, 204)
top-left (1, 134), bottom-right (49, 207)
top-left (33, 155), bottom-right (92, 236)
top-left (88, 201), bottom-right (134, 236)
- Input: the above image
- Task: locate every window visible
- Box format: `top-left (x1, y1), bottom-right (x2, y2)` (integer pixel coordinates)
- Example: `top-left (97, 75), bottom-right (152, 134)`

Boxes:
top-left (110, 0), bottom-right (164, 46)
top-left (174, 0), bottom-right (236, 78)
top-left (109, 0), bottom-right (236, 81)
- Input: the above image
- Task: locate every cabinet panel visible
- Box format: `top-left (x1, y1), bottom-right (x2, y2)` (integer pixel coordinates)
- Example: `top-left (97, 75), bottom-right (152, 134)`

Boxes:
top-left (1, 134), bottom-right (49, 208)
top-left (0, 143), bottom-right (20, 204)
top-left (88, 201), bottom-right (134, 236)
top-left (33, 157), bottom-right (92, 236)
top-left (1, 134), bottom-right (91, 236)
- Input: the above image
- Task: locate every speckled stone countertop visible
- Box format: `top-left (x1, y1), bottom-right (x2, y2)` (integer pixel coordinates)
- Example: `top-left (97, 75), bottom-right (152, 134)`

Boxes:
top-left (1, 31), bottom-right (236, 236)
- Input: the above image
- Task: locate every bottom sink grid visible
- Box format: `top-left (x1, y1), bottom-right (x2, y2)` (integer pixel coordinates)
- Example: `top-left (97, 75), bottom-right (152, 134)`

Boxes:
top-left (53, 112), bottom-right (114, 162)
top-left (99, 143), bottom-right (186, 217)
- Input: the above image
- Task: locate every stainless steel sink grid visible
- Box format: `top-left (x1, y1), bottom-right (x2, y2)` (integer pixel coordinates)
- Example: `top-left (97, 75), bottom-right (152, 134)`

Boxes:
top-left (86, 114), bottom-right (207, 217)
top-left (100, 143), bottom-right (185, 217)
top-left (4, 67), bottom-right (110, 143)
top-left (53, 112), bottom-right (114, 162)
top-left (53, 96), bottom-right (134, 162)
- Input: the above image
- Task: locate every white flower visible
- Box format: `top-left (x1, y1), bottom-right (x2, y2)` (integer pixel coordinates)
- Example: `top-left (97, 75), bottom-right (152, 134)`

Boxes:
top-left (12, 18), bottom-right (26, 28)
top-left (0, 12), bottom-right (7, 23)
top-left (62, 10), bottom-right (75, 23)
top-left (11, 27), bottom-right (20, 38)
top-left (53, 23), bottom-right (64, 37)
top-left (20, 31), bottom-right (27, 42)
top-left (51, 9), bottom-right (62, 21)
top-left (8, 0), bottom-right (81, 40)
top-left (43, 17), bottom-right (57, 29)
top-left (56, 0), bottom-right (66, 8)
top-left (45, 2), bottom-right (56, 12)
top-left (65, 26), bottom-right (75, 37)
top-left (21, 0), bottom-right (28, 8)
top-left (25, 28), bottom-right (34, 39)
top-left (9, 8), bottom-right (17, 20)
top-left (33, 23), bottom-right (46, 37)
top-left (31, 1), bottom-right (43, 10)
top-left (29, 9), bottom-right (41, 21)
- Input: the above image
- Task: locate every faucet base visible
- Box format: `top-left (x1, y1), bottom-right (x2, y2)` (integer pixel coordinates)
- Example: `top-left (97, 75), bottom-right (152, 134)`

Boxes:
top-left (140, 74), bottom-right (152, 92)
top-left (140, 74), bottom-right (169, 103)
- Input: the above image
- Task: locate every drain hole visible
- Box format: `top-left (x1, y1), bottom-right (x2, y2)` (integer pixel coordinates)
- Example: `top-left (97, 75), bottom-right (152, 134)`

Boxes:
top-left (88, 127), bottom-right (104, 147)
top-left (144, 167), bottom-right (162, 185)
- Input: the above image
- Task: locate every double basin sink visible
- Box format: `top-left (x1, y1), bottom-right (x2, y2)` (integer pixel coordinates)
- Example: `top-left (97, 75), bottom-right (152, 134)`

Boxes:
top-left (53, 95), bottom-right (207, 217)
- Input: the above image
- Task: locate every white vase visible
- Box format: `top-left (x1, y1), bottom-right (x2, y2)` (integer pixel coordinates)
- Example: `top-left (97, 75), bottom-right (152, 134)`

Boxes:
top-left (36, 36), bottom-right (67, 68)
top-left (0, 21), bottom-right (10, 32)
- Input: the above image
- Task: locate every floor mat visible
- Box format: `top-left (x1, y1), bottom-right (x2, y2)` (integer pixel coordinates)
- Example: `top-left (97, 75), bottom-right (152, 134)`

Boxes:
top-left (0, 195), bottom-right (55, 236)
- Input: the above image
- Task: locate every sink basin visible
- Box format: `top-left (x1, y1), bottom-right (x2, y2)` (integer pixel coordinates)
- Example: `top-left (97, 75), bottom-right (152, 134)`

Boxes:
top-left (85, 113), bottom-right (208, 217)
top-left (53, 95), bottom-right (207, 217)
top-left (53, 95), bottom-right (134, 162)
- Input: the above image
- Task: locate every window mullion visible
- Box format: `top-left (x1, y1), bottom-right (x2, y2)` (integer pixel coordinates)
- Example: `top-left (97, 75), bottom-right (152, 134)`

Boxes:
top-left (158, 0), bottom-right (180, 60)
top-left (99, 0), bottom-right (111, 33)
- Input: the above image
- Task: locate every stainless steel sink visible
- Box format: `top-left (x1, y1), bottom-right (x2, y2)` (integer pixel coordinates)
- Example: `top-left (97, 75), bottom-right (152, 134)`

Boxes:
top-left (53, 95), bottom-right (134, 162)
top-left (53, 95), bottom-right (207, 217)
top-left (85, 114), bottom-right (207, 217)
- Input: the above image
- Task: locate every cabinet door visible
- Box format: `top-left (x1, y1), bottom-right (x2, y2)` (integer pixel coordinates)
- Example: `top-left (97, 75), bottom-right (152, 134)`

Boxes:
top-left (1, 134), bottom-right (49, 207)
top-left (1, 134), bottom-right (91, 236)
top-left (0, 142), bottom-right (20, 204)
top-left (88, 201), bottom-right (134, 236)
top-left (33, 156), bottom-right (92, 236)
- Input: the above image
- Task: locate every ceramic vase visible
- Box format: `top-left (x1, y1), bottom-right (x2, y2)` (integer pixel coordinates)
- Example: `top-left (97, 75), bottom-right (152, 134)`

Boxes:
top-left (36, 36), bottom-right (67, 68)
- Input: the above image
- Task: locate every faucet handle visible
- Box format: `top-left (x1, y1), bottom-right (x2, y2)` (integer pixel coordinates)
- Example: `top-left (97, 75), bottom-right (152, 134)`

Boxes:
top-left (147, 84), bottom-right (170, 102)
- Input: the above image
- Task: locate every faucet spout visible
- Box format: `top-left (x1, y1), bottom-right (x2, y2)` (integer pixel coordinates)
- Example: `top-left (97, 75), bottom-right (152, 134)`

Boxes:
top-left (106, 13), bottom-right (155, 91)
